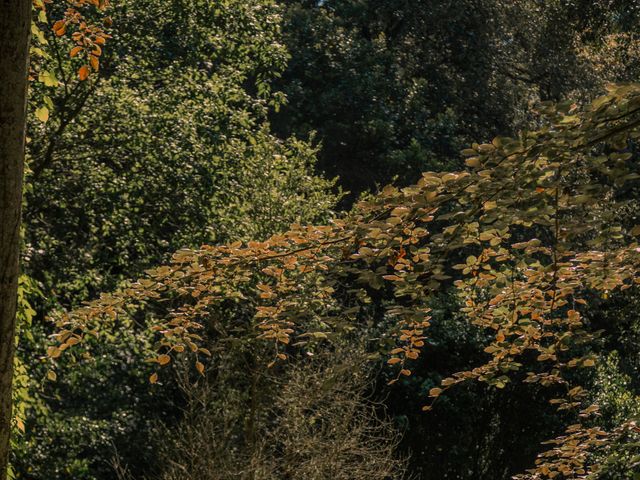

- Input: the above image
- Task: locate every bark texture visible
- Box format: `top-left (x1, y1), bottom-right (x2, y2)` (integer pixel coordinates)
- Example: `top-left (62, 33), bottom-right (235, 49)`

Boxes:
top-left (0, 1), bottom-right (30, 478)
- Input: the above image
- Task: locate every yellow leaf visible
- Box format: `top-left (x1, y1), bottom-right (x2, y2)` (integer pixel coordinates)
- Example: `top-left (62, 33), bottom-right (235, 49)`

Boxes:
top-left (16, 418), bottom-right (25, 433)
top-left (157, 354), bottom-right (171, 365)
top-left (477, 143), bottom-right (495, 154)
top-left (35, 106), bottom-right (49, 123)
top-left (382, 274), bottom-right (402, 281)
top-left (149, 373), bottom-right (158, 384)
top-left (429, 387), bottom-right (442, 397)
top-left (38, 70), bottom-right (59, 87)
top-left (46, 370), bottom-right (57, 381)
top-left (465, 156), bottom-right (480, 168)
top-left (387, 357), bottom-right (402, 365)
top-left (47, 346), bottom-right (61, 359)
top-left (196, 361), bottom-right (205, 375)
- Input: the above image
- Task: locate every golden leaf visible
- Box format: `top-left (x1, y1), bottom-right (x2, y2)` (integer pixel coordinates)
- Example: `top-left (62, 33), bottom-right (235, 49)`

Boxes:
top-left (195, 361), bottom-right (205, 375)
top-left (157, 354), bottom-right (171, 365)
top-left (429, 387), bottom-right (442, 397)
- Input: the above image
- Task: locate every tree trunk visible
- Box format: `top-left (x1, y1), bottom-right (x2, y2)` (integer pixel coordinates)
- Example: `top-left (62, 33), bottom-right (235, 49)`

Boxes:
top-left (0, 1), bottom-right (30, 478)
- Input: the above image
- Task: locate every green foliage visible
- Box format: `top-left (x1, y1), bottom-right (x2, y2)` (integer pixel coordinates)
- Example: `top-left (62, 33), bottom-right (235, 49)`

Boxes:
top-left (53, 83), bottom-right (640, 479)
top-left (15, 2), bottom-right (640, 480)
top-left (18, 1), bottom-right (339, 479)
top-left (593, 353), bottom-right (640, 428)
top-left (273, 0), bottom-right (640, 198)
top-left (10, 276), bottom-right (45, 480)
top-left (12, 325), bottom-right (172, 479)
top-left (26, 0), bottom-right (338, 304)
top-left (374, 292), bottom-right (560, 479)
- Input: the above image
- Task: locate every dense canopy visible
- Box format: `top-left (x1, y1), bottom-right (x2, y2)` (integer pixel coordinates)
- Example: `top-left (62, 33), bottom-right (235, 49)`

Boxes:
top-left (1, 1), bottom-right (640, 479)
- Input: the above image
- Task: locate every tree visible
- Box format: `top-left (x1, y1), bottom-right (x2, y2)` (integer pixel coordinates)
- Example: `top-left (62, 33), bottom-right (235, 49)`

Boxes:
top-left (0, 1), bottom-right (31, 478)
top-left (53, 83), bottom-right (640, 479)
top-left (15, 1), bottom-right (341, 477)
top-left (0, 1), bottom-right (110, 477)
top-left (154, 348), bottom-right (405, 480)
top-left (25, 0), bottom-right (335, 303)
top-left (8, 2), bottom-right (640, 478)
top-left (273, 0), bottom-right (640, 200)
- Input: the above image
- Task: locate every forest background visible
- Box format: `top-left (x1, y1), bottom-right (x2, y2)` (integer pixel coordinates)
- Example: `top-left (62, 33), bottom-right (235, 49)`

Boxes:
top-left (7, 0), bottom-right (640, 479)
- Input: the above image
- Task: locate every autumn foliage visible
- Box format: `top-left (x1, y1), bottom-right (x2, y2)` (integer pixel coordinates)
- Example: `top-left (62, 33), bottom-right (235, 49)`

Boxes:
top-left (33, 0), bottom-right (110, 80)
top-left (40, 83), bottom-right (640, 478)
